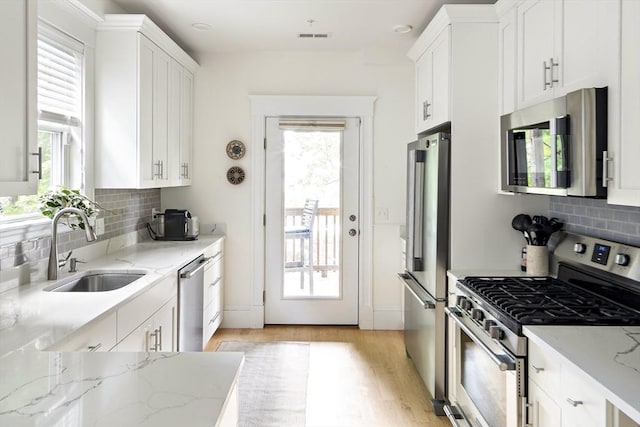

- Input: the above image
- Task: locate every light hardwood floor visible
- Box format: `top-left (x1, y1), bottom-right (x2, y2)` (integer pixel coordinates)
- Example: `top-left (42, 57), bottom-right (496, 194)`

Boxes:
top-left (205, 326), bottom-right (450, 427)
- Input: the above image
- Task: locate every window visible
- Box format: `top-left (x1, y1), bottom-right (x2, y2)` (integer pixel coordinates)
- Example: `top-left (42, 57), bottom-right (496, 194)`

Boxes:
top-left (0, 22), bottom-right (84, 220)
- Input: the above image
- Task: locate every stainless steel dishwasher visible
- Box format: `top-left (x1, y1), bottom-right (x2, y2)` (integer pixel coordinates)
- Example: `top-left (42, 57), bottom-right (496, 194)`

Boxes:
top-left (178, 255), bottom-right (212, 351)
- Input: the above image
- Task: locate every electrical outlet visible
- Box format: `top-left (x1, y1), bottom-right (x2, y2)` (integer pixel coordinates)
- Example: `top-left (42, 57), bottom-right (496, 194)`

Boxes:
top-left (95, 218), bottom-right (105, 236)
top-left (152, 208), bottom-right (161, 221)
top-left (375, 207), bottom-right (389, 223)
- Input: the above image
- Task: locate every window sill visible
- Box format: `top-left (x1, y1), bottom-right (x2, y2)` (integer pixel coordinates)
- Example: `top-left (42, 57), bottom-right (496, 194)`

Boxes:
top-left (0, 217), bottom-right (52, 247)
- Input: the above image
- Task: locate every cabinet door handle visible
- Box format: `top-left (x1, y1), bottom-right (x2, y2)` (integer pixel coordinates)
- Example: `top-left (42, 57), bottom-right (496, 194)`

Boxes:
top-left (543, 60), bottom-right (551, 90)
top-left (87, 343), bottom-right (102, 352)
top-left (425, 101), bottom-right (431, 119)
top-left (531, 364), bottom-right (544, 373)
top-left (31, 147), bottom-right (43, 179)
top-left (149, 328), bottom-right (160, 351)
top-left (209, 277), bottom-right (222, 288)
top-left (566, 398), bottom-right (583, 407)
top-left (602, 150), bottom-right (613, 187)
top-left (549, 57), bottom-right (559, 87)
top-left (154, 161), bottom-right (162, 178)
top-left (157, 325), bottom-right (162, 351)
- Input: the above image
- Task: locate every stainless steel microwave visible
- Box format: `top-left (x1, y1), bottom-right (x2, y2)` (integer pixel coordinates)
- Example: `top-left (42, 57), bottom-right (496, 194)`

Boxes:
top-left (500, 87), bottom-right (607, 197)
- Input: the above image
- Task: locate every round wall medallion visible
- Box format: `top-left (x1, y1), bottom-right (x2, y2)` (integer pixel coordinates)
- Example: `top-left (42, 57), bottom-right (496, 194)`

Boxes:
top-left (226, 139), bottom-right (246, 159)
top-left (227, 166), bottom-right (246, 185)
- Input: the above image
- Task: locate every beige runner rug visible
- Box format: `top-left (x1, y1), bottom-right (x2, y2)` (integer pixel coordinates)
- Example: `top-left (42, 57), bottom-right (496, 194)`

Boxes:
top-left (216, 341), bottom-right (310, 427)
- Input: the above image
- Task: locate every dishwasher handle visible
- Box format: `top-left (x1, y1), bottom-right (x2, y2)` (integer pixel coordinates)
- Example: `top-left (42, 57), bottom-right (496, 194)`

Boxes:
top-left (180, 256), bottom-right (214, 279)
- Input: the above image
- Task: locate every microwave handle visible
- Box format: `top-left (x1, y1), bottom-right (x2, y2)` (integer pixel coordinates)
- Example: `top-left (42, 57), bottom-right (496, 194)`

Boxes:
top-left (446, 307), bottom-right (517, 371)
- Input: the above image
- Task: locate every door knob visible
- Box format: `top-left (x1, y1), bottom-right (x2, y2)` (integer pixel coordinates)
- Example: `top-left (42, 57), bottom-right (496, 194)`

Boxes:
top-left (349, 215), bottom-right (356, 222)
top-left (349, 229), bottom-right (357, 237)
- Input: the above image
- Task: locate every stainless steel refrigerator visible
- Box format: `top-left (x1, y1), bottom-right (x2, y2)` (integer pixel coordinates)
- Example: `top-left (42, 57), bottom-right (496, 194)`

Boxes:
top-left (398, 131), bottom-right (450, 415)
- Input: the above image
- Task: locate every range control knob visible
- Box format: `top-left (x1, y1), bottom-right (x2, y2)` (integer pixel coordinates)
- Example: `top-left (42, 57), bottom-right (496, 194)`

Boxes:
top-left (489, 325), bottom-right (504, 341)
top-left (615, 254), bottom-right (630, 266)
top-left (574, 243), bottom-right (587, 254)
top-left (460, 299), bottom-right (473, 312)
top-left (483, 319), bottom-right (497, 332)
top-left (471, 308), bottom-right (484, 322)
top-left (455, 296), bottom-right (467, 307)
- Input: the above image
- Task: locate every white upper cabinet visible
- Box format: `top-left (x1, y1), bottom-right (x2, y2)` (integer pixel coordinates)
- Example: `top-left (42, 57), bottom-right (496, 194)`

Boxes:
top-left (497, 5), bottom-right (517, 116)
top-left (608, 0), bottom-right (640, 206)
top-left (408, 5), bottom-right (497, 135)
top-left (515, 0), bottom-right (618, 109)
top-left (414, 28), bottom-right (450, 133)
top-left (95, 15), bottom-right (197, 189)
top-left (0, 0), bottom-right (37, 197)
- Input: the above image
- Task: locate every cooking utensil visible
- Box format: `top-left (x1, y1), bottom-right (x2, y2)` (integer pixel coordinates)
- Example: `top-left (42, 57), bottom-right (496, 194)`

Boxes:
top-left (512, 214), bottom-right (533, 244)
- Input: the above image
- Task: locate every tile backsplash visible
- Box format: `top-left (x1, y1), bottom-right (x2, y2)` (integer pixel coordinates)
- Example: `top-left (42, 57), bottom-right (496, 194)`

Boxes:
top-left (0, 189), bottom-right (160, 271)
top-left (549, 197), bottom-right (640, 246)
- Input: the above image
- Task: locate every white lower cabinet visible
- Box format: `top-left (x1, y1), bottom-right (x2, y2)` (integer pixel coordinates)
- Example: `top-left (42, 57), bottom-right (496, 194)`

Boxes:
top-left (218, 382), bottom-right (239, 427)
top-left (560, 364), bottom-right (606, 427)
top-left (527, 339), bottom-right (606, 427)
top-left (47, 311), bottom-right (117, 352)
top-left (202, 239), bottom-right (224, 349)
top-left (528, 380), bottom-right (562, 427)
top-left (116, 296), bottom-right (176, 352)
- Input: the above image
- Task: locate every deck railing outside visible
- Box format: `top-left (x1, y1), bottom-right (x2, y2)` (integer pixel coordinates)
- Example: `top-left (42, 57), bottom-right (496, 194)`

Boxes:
top-left (284, 207), bottom-right (339, 276)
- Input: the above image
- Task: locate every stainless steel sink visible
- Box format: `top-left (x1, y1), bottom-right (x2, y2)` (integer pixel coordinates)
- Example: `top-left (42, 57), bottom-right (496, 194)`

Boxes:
top-left (44, 270), bottom-right (147, 292)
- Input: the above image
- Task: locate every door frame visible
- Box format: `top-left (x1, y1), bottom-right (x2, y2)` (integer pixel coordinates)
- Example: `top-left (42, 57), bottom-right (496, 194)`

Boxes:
top-left (249, 95), bottom-right (376, 329)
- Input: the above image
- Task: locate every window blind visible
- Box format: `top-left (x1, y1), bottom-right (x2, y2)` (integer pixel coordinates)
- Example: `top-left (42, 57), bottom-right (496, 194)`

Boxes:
top-left (278, 119), bottom-right (346, 131)
top-left (37, 22), bottom-right (84, 126)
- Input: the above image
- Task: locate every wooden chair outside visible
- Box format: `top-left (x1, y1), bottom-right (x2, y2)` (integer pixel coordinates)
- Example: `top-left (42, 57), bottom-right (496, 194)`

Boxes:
top-left (284, 199), bottom-right (318, 291)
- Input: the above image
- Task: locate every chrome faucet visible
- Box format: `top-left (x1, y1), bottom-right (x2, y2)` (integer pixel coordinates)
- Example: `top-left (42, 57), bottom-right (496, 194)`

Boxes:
top-left (48, 207), bottom-right (97, 280)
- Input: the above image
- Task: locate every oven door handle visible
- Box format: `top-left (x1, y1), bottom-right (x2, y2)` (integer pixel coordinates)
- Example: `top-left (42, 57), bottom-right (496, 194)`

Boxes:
top-left (446, 307), bottom-right (517, 371)
top-left (398, 273), bottom-right (436, 309)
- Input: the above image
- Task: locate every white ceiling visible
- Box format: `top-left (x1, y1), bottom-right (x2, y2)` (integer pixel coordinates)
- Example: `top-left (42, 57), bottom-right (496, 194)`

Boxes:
top-left (110, 0), bottom-right (495, 58)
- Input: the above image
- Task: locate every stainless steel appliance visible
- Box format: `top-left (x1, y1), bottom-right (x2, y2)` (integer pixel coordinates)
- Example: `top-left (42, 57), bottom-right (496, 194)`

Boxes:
top-left (445, 232), bottom-right (640, 427)
top-left (178, 255), bottom-right (213, 351)
top-left (399, 131), bottom-right (450, 415)
top-left (500, 87), bottom-right (608, 197)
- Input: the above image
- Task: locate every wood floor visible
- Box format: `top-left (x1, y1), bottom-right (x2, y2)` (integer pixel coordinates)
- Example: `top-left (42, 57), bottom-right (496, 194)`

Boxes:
top-left (205, 326), bottom-right (450, 427)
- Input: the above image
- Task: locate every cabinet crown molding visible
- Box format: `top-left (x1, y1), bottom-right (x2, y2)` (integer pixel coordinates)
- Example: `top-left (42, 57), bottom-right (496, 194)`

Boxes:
top-left (407, 4), bottom-right (497, 61)
top-left (97, 14), bottom-right (198, 72)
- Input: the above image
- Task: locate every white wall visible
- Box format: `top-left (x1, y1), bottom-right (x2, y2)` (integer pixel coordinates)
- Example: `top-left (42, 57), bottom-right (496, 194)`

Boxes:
top-left (162, 50), bottom-right (415, 329)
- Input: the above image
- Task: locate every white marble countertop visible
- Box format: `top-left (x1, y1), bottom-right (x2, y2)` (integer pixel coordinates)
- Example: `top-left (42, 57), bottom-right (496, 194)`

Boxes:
top-left (525, 325), bottom-right (640, 423)
top-left (0, 235), bottom-right (224, 356)
top-left (0, 350), bottom-right (243, 426)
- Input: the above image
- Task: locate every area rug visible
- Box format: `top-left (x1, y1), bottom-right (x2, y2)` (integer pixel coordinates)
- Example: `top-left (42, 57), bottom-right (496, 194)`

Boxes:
top-left (216, 341), bottom-right (310, 427)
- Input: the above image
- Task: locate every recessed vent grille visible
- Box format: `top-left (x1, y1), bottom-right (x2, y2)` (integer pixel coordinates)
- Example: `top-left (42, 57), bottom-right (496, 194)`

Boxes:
top-left (298, 33), bottom-right (330, 39)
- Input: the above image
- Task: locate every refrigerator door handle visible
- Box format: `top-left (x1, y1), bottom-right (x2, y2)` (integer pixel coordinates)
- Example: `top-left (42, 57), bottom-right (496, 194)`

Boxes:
top-left (398, 273), bottom-right (436, 309)
top-left (412, 157), bottom-right (425, 268)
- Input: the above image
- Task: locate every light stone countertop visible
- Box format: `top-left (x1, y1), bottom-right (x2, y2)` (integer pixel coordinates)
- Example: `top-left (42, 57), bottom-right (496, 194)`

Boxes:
top-left (525, 325), bottom-right (640, 423)
top-left (0, 234), bottom-right (224, 356)
top-left (0, 350), bottom-right (243, 427)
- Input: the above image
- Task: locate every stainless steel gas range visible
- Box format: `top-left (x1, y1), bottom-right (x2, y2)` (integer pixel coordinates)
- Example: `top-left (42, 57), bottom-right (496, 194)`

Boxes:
top-left (444, 232), bottom-right (640, 427)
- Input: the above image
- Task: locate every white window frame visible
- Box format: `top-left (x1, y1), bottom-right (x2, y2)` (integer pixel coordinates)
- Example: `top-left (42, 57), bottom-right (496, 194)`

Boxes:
top-left (0, 18), bottom-right (92, 247)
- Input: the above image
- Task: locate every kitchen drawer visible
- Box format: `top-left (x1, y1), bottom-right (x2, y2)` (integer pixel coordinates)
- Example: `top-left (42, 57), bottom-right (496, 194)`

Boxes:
top-left (204, 239), bottom-right (224, 260)
top-left (117, 275), bottom-right (177, 341)
top-left (560, 364), bottom-right (606, 427)
top-left (204, 258), bottom-right (223, 307)
top-left (528, 379), bottom-right (561, 427)
top-left (529, 339), bottom-right (562, 393)
top-left (48, 311), bottom-right (117, 352)
top-left (203, 298), bottom-right (222, 349)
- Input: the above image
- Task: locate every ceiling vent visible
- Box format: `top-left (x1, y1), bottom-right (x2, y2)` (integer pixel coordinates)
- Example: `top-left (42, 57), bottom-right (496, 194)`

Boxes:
top-left (298, 33), bottom-right (331, 39)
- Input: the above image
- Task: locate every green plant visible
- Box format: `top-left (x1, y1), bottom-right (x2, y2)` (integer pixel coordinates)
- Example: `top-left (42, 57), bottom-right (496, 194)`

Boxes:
top-left (39, 187), bottom-right (101, 230)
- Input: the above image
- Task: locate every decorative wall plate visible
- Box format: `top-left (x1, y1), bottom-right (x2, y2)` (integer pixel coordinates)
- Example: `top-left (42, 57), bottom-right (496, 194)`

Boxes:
top-left (226, 140), bottom-right (246, 159)
top-left (227, 166), bottom-right (246, 185)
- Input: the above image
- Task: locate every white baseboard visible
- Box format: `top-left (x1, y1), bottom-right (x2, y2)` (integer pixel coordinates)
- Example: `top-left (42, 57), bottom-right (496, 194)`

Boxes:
top-left (219, 305), bottom-right (400, 329)
top-left (220, 306), bottom-right (264, 328)
top-left (372, 307), bottom-right (403, 330)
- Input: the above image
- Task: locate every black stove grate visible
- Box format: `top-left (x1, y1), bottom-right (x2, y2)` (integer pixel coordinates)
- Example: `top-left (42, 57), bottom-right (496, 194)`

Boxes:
top-left (459, 276), bottom-right (640, 331)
